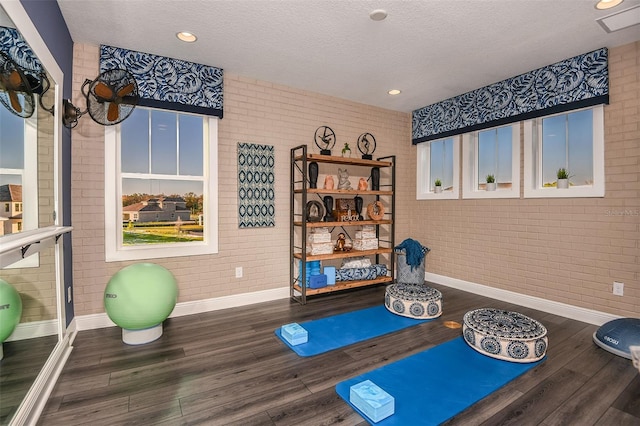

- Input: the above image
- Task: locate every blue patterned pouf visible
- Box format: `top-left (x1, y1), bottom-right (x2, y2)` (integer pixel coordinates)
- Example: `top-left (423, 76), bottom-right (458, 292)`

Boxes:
top-left (463, 308), bottom-right (548, 363)
top-left (385, 283), bottom-right (442, 319)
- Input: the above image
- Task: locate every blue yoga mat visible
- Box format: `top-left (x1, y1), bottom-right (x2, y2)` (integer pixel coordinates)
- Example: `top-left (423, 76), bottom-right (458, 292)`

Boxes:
top-left (336, 336), bottom-right (543, 425)
top-left (275, 305), bottom-right (431, 357)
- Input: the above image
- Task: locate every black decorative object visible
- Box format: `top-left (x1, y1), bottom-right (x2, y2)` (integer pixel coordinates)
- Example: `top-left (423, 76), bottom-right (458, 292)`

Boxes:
top-left (314, 125), bottom-right (336, 155)
top-left (323, 196), bottom-right (334, 222)
top-left (308, 161), bottom-right (318, 189)
top-left (354, 196), bottom-right (364, 221)
top-left (357, 133), bottom-right (376, 160)
top-left (371, 167), bottom-right (380, 190)
top-left (305, 200), bottom-right (325, 222)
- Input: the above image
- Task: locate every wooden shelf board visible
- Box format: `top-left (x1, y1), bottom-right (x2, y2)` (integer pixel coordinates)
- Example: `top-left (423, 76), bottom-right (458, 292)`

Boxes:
top-left (294, 188), bottom-right (393, 196)
top-left (295, 154), bottom-right (392, 168)
top-left (293, 248), bottom-right (392, 261)
top-left (293, 276), bottom-right (393, 295)
top-left (294, 220), bottom-right (392, 227)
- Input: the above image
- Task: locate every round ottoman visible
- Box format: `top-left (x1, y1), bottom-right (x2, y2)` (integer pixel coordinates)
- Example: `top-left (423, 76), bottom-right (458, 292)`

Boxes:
top-left (385, 283), bottom-right (442, 319)
top-left (463, 308), bottom-right (548, 363)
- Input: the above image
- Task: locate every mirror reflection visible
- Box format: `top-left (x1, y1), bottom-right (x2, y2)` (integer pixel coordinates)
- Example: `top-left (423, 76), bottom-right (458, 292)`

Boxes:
top-left (0, 6), bottom-right (59, 425)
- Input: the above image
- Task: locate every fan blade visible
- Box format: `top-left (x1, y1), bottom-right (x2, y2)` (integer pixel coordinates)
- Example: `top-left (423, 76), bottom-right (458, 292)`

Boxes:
top-left (107, 102), bottom-right (119, 122)
top-left (9, 89), bottom-right (22, 113)
top-left (94, 82), bottom-right (114, 101)
top-left (117, 83), bottom-right (135, 97)
top-left (9, 70), bottom-right (22, 89)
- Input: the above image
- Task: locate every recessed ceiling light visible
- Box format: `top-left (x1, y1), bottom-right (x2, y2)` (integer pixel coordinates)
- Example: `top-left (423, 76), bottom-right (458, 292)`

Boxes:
top-left (595, 0), bottom-right (624, 10)
top-left (177, 31), bottom-right (197, 42)
top-left (388, 89), bottom-right (401, 95)
top-left (369, 9), bottom-right (388, 21)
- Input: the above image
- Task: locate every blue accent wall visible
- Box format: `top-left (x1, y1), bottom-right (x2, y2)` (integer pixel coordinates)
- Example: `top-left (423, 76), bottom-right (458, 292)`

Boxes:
top-left (20, 0), bottom-right (75, 325)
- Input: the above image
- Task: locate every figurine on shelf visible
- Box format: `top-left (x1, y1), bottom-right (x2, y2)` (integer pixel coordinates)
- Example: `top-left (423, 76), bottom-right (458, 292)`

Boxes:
top-left (335, 233), bottom-right (346, 251)
top-left (337, 168), bottom-right (352, 190)
top-left (324, 175), bottom-right (335, 190)
top-left (358, 177), bottom-right (368, 191)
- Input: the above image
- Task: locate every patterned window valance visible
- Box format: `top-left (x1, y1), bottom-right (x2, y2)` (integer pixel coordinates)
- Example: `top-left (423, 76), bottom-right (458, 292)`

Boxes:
top-left (0, 26), bottom-right (43, 75)
top-left (412, 48), bottom-right (609, 144)
top-left (100, 45), bottom-right (223, 118)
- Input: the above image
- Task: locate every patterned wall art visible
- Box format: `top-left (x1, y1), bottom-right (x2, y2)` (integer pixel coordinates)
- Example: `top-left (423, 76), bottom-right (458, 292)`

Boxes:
top-left (237, 143), bottom-right (275, 228)
top-left (100, 44), bottom-right (223, 117)
top-left (412, 47), bottom-right (609, 144)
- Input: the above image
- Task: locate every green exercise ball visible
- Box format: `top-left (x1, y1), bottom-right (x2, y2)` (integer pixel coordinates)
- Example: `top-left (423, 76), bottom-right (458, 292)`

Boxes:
top-left (104, 263), bottom-right (178, 330)
top-left (0, 279), bottom-right (23, 342)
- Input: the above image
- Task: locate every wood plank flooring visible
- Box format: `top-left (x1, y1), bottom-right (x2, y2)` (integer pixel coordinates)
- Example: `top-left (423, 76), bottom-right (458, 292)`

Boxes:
top-left (38, 284), bottom-right (640, 425)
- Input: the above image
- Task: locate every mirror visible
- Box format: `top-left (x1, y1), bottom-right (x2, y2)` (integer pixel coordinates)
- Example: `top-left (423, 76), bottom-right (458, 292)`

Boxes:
top-left (0, 2), bottom-right (69, 425)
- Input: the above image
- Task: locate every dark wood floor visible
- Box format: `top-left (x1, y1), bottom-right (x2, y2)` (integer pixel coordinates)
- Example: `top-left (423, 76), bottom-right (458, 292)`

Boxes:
top-left (38, 284), bottom-right (640, 425)
top-left (1, 334), bottom-right (58, 425)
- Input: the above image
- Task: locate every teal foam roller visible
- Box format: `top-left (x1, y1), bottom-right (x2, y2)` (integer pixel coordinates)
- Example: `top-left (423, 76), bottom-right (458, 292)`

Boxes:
top-left (104, 263), bottom-right (178, 330)
top-left (0, 279), bottom-right (23, 342)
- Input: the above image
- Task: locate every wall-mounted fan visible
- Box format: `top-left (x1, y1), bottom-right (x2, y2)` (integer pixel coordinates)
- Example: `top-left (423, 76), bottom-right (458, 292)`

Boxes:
top-left (63, 68), bottom-right (139, 128)
top-left (0, 51), bottom-right (35, 118)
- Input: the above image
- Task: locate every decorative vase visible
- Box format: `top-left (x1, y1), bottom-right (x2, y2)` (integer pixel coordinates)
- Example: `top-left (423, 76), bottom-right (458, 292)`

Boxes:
top-left (371, 167), bottom-right (380, 190)
top-left (323, 196), bottom-right (333, 222)
top-left (486, 182), bottom-right (496, 191)
top-left (342, 148), bottom-right (351, 158)
top-left (354, 196), bottom-right (364, 221)
top-left (308, 162), bottom-right (318, 189)
top-left (557, 179), bottom-right (569, 189)
top-left (434, 186), bottom-right (442, 193)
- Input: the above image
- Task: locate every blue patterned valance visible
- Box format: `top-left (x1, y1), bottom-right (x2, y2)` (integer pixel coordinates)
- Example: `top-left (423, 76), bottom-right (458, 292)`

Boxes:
top-left (0, 26), bottom-right (43, 75)
top-left (412, 48), bottom-right (609, 144)
top-left (100, 45), bottom-right (223, 118)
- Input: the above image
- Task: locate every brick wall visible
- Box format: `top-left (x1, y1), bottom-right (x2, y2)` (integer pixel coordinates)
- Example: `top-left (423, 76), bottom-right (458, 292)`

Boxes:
top-left (404, 42), bottom-right (639, 317)
top-left (70, 43), bottom-right (411, 316)
top-left (70, 42), bottom-right (637, 318)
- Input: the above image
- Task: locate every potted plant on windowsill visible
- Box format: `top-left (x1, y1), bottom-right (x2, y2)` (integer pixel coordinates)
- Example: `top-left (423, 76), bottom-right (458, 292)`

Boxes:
top-left (556, 168), bottom-right (571, 189)
top-left (486, 174), bottom-right (496, 191)
top-left (434, 178), bottom-right (442, 193)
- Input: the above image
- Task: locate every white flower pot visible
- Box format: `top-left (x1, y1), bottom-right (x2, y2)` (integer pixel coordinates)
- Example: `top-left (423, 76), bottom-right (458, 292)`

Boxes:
top-left (486, 182), bottom-right (496, 191)
top-left (557, 179), bottom-right (569, 189)
top-left (434, 186), bottom-right (442, 193)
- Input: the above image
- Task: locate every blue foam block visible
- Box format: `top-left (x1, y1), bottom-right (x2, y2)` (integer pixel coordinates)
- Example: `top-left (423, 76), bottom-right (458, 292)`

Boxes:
top-left (350, 380), bottom-right (395, 423)
top-left (309, 274), bottom-right (327, 289)
top-left (324, 266), bottom-right (336, 285)
top-left (280, 323), bottom-right (308, 345)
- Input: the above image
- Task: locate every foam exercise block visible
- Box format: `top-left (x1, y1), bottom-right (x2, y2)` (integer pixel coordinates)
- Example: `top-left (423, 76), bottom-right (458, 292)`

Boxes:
top-left (309, 274), bottom-right (327, 289)
top-left (324, 266), bottom-right (336, 285)
top-left (349, 380), bottom-right (395, 423)
top-left (281, 323), bottom-right (308, 345)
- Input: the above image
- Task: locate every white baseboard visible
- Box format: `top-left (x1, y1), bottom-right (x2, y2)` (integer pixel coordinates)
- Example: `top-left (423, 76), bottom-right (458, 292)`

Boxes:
top-left (5, 319), bottom-right (58, 341)
top-left (76, 286), bottom-right (290, 331)
top-left (425, 272), bottom-right (620, 326)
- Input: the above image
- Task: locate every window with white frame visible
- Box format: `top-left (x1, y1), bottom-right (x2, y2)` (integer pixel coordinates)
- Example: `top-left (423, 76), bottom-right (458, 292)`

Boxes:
top-left (524, 105), bottom-right (604, 198)
top-left (462, 124), bottom-right (520, 199)
top-left (105, 107), bottom-right (218, 262)
top-left (416, 136), bottom-right (459, 200)
top-left (0, 106), bottom-right (38, 267)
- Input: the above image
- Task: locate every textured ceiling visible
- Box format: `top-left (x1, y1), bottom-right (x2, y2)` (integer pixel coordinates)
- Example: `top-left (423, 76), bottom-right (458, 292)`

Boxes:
top-left (57, 0), bottom-right (640, 113)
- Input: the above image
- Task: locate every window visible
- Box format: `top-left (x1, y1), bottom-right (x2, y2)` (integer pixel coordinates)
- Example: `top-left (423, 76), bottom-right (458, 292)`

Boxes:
top-left (524, 105), bottom-right (604, 198)
top-left (462, 124), bottom-right (520, 199)
top-left (416, 137), bottom-right (460, 200)
top-left (0, 106), bottom-right (37, 236)
top-left (105, 107), bottom-right (219, 262)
